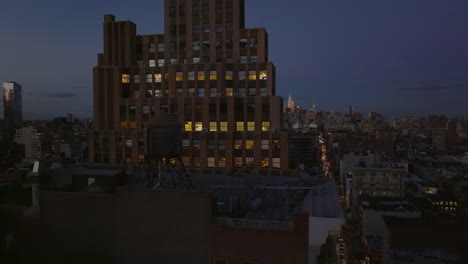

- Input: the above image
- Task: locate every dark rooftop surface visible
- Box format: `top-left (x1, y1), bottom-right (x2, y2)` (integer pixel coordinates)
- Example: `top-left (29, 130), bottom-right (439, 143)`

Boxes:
top-left (383, 216), bottom-right (468, 253)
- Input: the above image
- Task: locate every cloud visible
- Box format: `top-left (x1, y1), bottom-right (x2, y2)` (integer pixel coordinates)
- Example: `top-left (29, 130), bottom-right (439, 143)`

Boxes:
top-left (44, 92), bottom-right (77, 98)
top-left (398, 83), bottom-right (450, 92)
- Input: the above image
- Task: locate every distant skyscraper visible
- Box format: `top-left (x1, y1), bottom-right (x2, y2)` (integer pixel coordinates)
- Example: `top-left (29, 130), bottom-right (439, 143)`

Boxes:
top-left (3, 81), bottom-right (22, 129)
top-left (349, 105), bottom-right (354, 116)
top-left (287, 93), bottom-right (295, 113)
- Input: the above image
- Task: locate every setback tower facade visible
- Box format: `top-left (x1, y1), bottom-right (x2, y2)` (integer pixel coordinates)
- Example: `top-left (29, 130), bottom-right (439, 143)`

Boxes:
top-left (90, 0), bottom-right (291, 176)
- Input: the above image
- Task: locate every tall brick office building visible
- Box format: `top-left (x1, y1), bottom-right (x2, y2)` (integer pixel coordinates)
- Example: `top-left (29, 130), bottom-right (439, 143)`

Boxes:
top-left (90, 0), bottom-right (292, 176)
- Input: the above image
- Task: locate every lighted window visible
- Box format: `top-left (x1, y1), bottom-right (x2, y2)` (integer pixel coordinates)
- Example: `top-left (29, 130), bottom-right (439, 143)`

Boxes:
top-left (125, 139), bottom-right (133, 148)
top-left (235, 157), bottom-right (243, 168)
top-left (247, 122), bottom-right (255, 131)
top-left (226, 71), bottom-right (233, 80)
top-left (261, 140), bottom-right (269, 150)
top-left (210, 71), bottom-right (217, 80)
top-left (149, 43), bottom-right (156, 53)
top-left (236, 122), bottom-right (245, 131)
top-left (272, 158), bottom-right (281, 168)
top-left (226, 88), bottom-right (233, 96)
top-left (248, 71), bottom-right (257, 80)
top-left (154, 89), bottom-right (161, 97)
top-left (246, 157), bottom-right (254, 165)
top-left (198, 88), bottom-right (205, 97)
top-left (120, 122), bottom-right (128, 129)
top-left (133, 75), bottom-right (140, 83)
top-left (146, 74), bottom-right (153, 83)
top-left (188, 88), bottom-right (195, 96)
top-left (210, 88), bottom-right (218, 97)
top-left (250, 55), bottom-right (258, 63)
top-left (157, 43), bottom-right (164, 52)
top-left (220, 122), bottom-right (228, 131)
top-left (193, 57), bottom-right (200, 64)
top-left (149, 59), bottom-right (156, 67)
top-left (202, 41), bottom-right (210, 50)
top-left (193, 157), bottom-right (201, 167)
top-left (198, 71), bottom-right (205, 80)
top-left (171, 58), bottom-right (177, 64)
top-left (188, 71), bottom-right (195, 81)
top-left (261, 157), bottom-right (269, 168)
top-left (154, 74), bottom-right (162, 83)
top-left (207, 157), bottom-right (215, 168)
top-left (234, 140), bottom-right (243, 150)
top-left (246, 140), bottom-right (254, 150)
top-left (193, 41), bottom-right (201, 51)
top-left (129, 122), bottom-right (137, 129)
top-left (218, 157), bottom-right (226, 168)
top-left (176, 72), bottom-right (184, 81)
top-left (182, 157), bottom-right (191, 166)
top-left (133, 90), bottom-right (141, 99)
top-left (184, 122), bottom-right (193, 131)
top-left (195, 122), bottom-right (203, 131)
top-left (262, 122), bottom-right (270, 131)
top-left (240, 38), bottom-right (248, 48)
top-left (158, 59), bottom-right (165, 67)
top-left (240, 56), bottom-right (247, 64)
top-left (122, 74), bottom-right (130, 83)
top-left (210, 122), bottom-right (217, 131)
top-left (250, 38), bottom-right (258, 48)
top-left (259, 70), bottom-right (268, 80)
top-left (239, 71), bottom-right (246, 80)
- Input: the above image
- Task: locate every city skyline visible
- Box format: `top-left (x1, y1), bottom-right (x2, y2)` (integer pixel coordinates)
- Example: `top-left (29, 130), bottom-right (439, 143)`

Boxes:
top-left (1, 0), bottom-right (468, 119)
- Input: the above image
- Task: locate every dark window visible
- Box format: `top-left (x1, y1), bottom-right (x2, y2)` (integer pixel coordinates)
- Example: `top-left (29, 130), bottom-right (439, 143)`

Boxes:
top-left (216, 40), bottom-right (223, 49)
top-left (180, 41), bottom-right (187, 51)
top-left (193, 6), bottom-right (200, 16)
top-left (202, 5), bottom-right (209, 15)
top-left (170, 25), bottom-right (177, 35)
top-left (216, 3), bottom-right (223, 15)
top-left (225, 40), bottom-right (233, 49)
top-left (227, 23), bottom-right (233, 32)
top-left (170, 42), bottom-right (177, 52)
top-left (193, 24), bottom-right (200, 34)
top-left (179, 6), bottom-right (185, 16)
top-left (170, 7), bottom-right (177, 17)
top-left (209, 104), bottom-right (216, 113)
top-left (247, 104), bottom-right (255, 113)
top-left (226, 2), bottom-right (233, 13)
top-left (216, 23), bottom-right (223, 32)
top-left (203, 23), bottom-right (210, 33)
top-left (179, 24), bottom-right (186, 35)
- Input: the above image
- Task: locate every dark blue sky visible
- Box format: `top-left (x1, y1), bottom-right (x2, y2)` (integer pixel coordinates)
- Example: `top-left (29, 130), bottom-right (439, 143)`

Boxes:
top-left (1, 0), bottom-right (468, 119)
